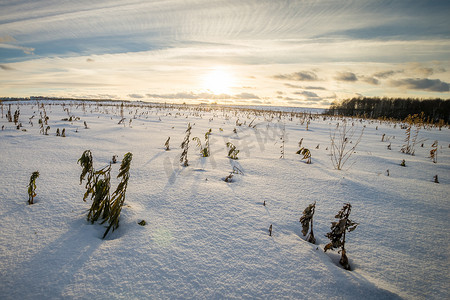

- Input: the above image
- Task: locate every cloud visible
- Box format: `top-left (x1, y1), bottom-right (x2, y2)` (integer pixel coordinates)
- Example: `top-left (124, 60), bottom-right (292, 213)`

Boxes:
top-left (390, 78), bottom-right (449, 92)
top-left (0, 64), bottom-right (15, 71)
top-left (335, 72), bottom-right (358, 82)
top-left (373, 70), bottom-right (398, 79)
top-left (0, 43), bottom-right (35, 55)
top-left (146, 92), bottom-right (199, 100)
top-left (0, 35), bottom-right (16, 43)
top-left (274, 71), bottom-right (319, 81)
top-left (128, 94), bottom-right (144, 98)
top-left (284, 83), bottom-right (327, 90)
top-left (293, 91), bottom-right (319, 98)
top-left (361, 76), bottom-right (379, 85)
top-left (233, 92), bottom-right (260, 99)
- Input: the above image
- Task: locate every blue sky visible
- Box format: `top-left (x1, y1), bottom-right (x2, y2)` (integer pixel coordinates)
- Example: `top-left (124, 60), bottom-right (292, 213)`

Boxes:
top-left (0, 0), bottom-right (449, 107)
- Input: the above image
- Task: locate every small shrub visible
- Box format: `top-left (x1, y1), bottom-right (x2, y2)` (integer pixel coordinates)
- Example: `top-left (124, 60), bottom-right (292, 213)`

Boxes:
top-left (28, 171), bottom-right (40, 205)
top-left (324, 203), bottom-right (358, 270)
top-left (299, 202), bottom-right (316, 244)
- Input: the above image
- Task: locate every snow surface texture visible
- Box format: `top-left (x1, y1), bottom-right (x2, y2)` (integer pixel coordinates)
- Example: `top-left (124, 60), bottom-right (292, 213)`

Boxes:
top-left (0, 101), bottom-right (448, 299)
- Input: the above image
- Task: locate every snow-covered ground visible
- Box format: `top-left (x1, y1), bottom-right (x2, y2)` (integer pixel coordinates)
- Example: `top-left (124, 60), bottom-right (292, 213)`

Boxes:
top-left (0, 101), bottom-right (448, 299)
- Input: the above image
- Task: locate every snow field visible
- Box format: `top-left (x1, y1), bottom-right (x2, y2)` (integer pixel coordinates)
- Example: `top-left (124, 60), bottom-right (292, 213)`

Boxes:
top-left (0, 101), bottom-right (448, 299)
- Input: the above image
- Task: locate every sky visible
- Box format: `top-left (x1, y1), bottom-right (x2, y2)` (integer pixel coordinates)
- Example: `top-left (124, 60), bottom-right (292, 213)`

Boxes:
top-left (0, 0), bottom-right (449, 108)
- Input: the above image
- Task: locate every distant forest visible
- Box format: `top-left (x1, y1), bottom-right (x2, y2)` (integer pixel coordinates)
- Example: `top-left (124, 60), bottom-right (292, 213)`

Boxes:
top-left (325, 97), bottom-right (450, 123)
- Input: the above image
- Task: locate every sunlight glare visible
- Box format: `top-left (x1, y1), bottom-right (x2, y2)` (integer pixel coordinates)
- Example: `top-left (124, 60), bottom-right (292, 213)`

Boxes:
top-left (202, 68), bottom-right (234, 94)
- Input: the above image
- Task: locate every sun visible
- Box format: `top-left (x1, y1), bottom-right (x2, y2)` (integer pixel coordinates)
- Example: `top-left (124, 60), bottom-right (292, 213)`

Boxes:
top-left (202, 67), bottom-right (234, 94)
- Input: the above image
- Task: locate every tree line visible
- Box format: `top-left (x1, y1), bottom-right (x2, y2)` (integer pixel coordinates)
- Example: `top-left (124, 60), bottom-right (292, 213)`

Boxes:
top-left (325, 97), bottom-right (450, 123)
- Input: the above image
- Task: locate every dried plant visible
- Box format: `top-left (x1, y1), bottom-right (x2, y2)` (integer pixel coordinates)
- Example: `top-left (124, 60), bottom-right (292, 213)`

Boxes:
top-left (165, 137), bottom-right (170, 151)
top-left (299, 202), bottom-right (316, 244)
top-left (103, 152), bottom-right (133, 238)
top-left (78, 150), bottom-right (95, 201)
top-left (429, 141), bottom-right (438, 163)
top-left (324, 203), bottom-right (358, 270)
top-left (434, 175), bottom-right (439, 183)
top-left (6, 104), bottom-right (12, 122)
top-left (87, 164), bottom-right (112, 224)
top-left (13, 109), bottom-right (20, 125)
top-left (79, 150), bottom-right (133, 238)
top-left (224, 166), bottom-right (243, 183)
top-left (193, 129), bottom-right (212, 157)
top-left (180, 123), bottom-right (192, 166)
top-left (28, 171), bottom-right (40, 205)
top-left (330, 121), bottom-right (363, 170)
top-left (401, 113), bottom-right (424, 155)
top-left (226, 142), bottom-right (239, 160)
top-left (280, 125), bottom-right (285, 159)
top-left (296, 147), bottom-right (311, 164)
